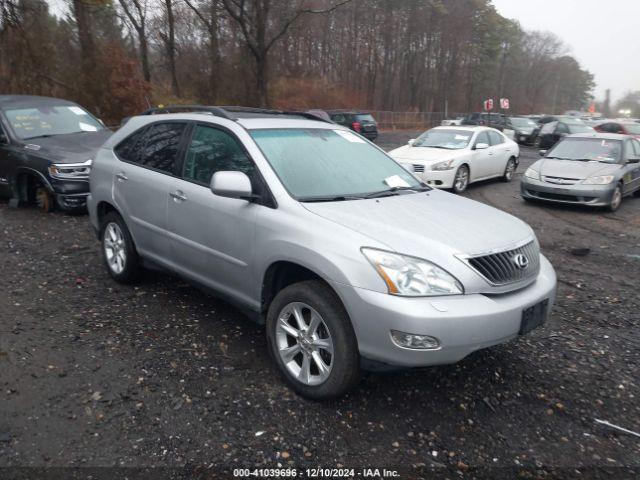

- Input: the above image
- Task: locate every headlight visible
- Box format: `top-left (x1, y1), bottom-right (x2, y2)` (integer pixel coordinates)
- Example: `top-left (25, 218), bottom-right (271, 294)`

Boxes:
top-left (431, 159), bottom-right (456, 171)
top-left (48, 159), bottom-right (92, 179)
top-left (582, 175), bottom-right (615, 185)
top-left (361, 248), bottom-right (463, 297)
top-left (524, 168), bottom-right (540, 180)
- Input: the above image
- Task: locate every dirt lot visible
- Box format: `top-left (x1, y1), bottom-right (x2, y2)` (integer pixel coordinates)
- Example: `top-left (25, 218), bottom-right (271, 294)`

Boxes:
top-left (1, 132), bottom-right (639, 479)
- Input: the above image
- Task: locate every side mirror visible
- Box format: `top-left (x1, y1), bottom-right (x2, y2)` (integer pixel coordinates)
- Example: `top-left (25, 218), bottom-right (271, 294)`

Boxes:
top-left (210, 171), bottom-right (253, 200)
top-left (627, 158), bottom-right (640, 164)
top-left (475, 142), bottom-right (489, 150)
top-left (408, 139), bottom-right (415, 146)
top-left (539, 150), bottom-right (547, 156)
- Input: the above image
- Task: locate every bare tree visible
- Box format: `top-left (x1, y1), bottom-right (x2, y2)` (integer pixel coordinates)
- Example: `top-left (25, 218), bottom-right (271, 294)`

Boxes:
top-left (118, 0), bottom-right (152, 82)
top-left (184, 0), bottom-right (221, 102)
top-left (159, 0), bottom-right (180, 97)
top-left (220, 0), bottom-right (352, 107)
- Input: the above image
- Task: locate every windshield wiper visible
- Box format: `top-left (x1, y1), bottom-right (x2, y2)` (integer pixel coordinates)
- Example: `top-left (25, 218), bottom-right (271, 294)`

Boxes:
top-left (300, 195), bottom-right (364, 203)
top-left (364, 185), bottom-right (430, 199)
top-left (420, 145), bottom-right (452, 149)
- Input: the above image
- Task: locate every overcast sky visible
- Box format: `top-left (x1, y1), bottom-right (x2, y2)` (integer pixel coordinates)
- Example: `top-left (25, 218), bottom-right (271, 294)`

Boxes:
top-left (492, 0), bottom-right (640, 103)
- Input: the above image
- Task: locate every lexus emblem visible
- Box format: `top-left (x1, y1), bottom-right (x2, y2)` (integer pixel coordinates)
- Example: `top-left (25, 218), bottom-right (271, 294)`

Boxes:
top-left (512, 253), bottom-right (529, 270)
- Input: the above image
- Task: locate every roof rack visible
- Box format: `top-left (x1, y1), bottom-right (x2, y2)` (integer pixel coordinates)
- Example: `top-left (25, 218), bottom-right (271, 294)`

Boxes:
top-left (139, 105), bottom-right (235, 120)
top-left (138, 105), bottom-right (333, 124)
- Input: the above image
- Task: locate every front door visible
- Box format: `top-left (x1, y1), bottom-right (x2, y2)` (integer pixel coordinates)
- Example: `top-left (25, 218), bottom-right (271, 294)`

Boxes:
top-left (623, 139), bottom-right (640, 194)
top-left (167, 123), bottom-right (259, 307)
top-left (113, 121), bottom-right (188, 263)
top-left (471, 131), bottom-right (494, 180)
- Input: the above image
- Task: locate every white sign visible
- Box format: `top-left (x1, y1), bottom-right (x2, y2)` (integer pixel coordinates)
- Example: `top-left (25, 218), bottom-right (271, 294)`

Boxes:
top-left (483, 99), bottom-right (494, 111)
top-left (500, 98), bottom-right (510, 109)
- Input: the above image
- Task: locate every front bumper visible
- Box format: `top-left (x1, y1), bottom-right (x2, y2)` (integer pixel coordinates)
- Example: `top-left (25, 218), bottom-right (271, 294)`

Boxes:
top-left (332, 255), bottom-right (556, 367)
top-left (521, 177), bottom-right (616, 206)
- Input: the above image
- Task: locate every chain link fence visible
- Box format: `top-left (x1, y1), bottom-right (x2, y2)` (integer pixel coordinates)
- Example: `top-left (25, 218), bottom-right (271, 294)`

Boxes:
top-left (369, 111), bottom-right (466, 130)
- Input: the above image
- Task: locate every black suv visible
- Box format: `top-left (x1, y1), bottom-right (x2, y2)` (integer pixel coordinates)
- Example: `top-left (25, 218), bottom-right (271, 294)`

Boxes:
top-left (0, 95), bottom-right (112, 212)
top-left (462, 112), bottom-right (506, 130)
top-left (328, 111), bottom-right (378, 140)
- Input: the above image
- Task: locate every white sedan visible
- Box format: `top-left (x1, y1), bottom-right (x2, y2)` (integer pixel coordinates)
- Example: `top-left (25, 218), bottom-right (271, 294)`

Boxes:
top-left (389, 126), bottom-right (520, 193)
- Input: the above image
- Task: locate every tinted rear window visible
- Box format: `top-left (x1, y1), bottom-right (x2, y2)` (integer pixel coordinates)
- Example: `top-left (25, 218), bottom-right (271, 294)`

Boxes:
top-left (355, 114), bottom-right (375, 122)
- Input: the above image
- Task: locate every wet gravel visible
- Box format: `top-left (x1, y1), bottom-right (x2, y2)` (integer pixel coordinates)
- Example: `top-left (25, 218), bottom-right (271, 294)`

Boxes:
top-left (0, 131), bottom-right (639, 479)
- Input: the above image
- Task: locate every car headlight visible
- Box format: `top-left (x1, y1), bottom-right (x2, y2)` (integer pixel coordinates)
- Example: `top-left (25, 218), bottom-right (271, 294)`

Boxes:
top-left (582, 175), bottom-right (615, 185)
top-left (361, 248), bottom-right (463, 297)
top-left (431, 159), bottom-right (456, 171)
top-left (48, 159), bottom-right (92, 179)
top-left (524, 167), bottom-right (540, 180)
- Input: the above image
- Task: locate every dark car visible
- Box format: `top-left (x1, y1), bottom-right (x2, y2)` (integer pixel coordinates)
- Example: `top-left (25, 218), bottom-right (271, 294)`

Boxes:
top-left (594, 121), bottom-right (640, 139)
top-left (461, 112), bottom-right (506, 130)
top-left (0, 95), bottom-right (112, 212)
top-left (505, 116), bottom-right (538, 144)
top-left (535, 120), bottom-right (594, 149)
top-left (327, 111), bottom-right (378, 140)
top-left (531, 115), bottom-right (587, 148)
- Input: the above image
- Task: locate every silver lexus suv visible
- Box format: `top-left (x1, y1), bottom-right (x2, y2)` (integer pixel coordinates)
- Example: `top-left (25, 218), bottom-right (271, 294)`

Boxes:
top-left (88, 106), bottom-right (557, 399)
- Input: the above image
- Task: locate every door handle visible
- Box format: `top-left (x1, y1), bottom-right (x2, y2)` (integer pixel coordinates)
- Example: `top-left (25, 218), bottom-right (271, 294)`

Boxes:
top-left (170, 191), bottom-right (187, 202)
top-left (115, 172), bottom-right (128, 182)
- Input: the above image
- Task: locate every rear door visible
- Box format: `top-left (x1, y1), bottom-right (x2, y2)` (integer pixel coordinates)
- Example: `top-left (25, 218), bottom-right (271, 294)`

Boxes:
top-left (487, 130), bottom-right (511, 176)
top-left (167, 123), bottom-right (261, 305)
top-left (113, 121), bottom-right (188, 263)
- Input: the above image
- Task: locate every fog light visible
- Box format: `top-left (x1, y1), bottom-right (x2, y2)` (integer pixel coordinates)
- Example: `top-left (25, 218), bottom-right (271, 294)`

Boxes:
top-left (390, 330), bottom-right (440, 350)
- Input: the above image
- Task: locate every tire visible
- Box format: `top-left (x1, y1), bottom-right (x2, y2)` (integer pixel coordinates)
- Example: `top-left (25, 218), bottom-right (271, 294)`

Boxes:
top-left (266, 280), bottom-right (360, 400)
top-left (502, 158), bottom-right (516, 182)
top-left (100, 211), bottom-right (141, 283)
top-left (533, 136), bottom-right (541, 148)
top-left (633, 188), bottom-right (640, 198)
top-left (452, 165), bottom-right (469, 193)
top-left (35, 186), bottom-right (55, 213)
top-left (606, 184), bottom-right (623, 212)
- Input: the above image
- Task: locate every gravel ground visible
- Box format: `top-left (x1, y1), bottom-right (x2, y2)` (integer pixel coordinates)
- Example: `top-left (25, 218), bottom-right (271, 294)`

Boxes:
top-left (1, 131), bottom-right (639, 479)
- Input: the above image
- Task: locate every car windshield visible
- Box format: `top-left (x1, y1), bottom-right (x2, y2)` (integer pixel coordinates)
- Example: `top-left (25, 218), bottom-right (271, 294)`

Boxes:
top-left (413, 129), bottom-right (472, 149)
top-left (623, 123), bottom-right (640, 134)
top-left (355, 114), bottom-right (375, 122)
top-left (250, 128), bottom-right (422, 201)
top-left (547, 138), bottom-right (622, 163)
top-left (5, 105), bottom-right (103, 140)
top-left (510, 118), bottom-right (536, 128)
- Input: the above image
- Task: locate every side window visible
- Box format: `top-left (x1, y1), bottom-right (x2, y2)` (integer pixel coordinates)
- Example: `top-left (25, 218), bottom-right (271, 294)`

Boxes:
top-left (183, 125), bottom-right (255, 185)
top-left (624, 140), bottom-right (639, 160)
top-left (632, 140), bottom-right (640, 157)
top-left (555, 122), bottom-right (569, 134)
top-left (488, 131), bottom-right (504, 145)
top-left (114, 127), bottom-right (148, 163)
top-left (475, 131), bottom-right (490, 147)
top-left (138, 122), bottom-right (187, 174)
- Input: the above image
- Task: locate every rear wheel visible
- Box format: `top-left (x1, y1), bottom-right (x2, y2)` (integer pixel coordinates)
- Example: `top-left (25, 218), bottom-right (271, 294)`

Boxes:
top-left (266, 280), bottom-right (360, 400)
top-left (606, 184), bottom-right (623, 212)
top-left (100, 212), bottom-right (141, 283)
top-left (452, 165), bottom-right (469, 193)
top-left (502, 158), bottom-right (516, 182)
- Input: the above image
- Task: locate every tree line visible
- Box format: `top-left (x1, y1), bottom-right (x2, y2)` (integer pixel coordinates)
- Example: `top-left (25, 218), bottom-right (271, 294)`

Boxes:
top-left (0, 0), bottom-right (596, 124)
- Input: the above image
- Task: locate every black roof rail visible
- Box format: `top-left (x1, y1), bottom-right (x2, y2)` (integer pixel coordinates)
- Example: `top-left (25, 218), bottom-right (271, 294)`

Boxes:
top-left (221, 106), bottom-right (333, 124)
top-left (139, 105), bottom-right (235, 120)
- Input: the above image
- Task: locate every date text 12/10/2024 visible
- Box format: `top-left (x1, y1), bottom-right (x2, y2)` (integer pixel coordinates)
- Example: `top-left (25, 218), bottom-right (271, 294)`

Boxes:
top-left (233, 468), bottom-right (400, 478)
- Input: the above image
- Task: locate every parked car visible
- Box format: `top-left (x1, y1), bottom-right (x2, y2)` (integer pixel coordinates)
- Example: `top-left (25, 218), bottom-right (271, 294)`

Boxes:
top-left (505, 116), bottom-right (538, 144)
top-left (521, 133), bottom-right (640, 212)
top-left (88, 106), bottom-right (556, 399)
top-left (535, 120), bottom-right (594, 149)
top-left (441, 116), bottom-right (464, 126)
top-left (388, 126), bottom-right (519, 193)
top-left (327, 110), bottom-right (378, 140)
top-left (530, 115), bottom-right (586, 147)
top-left (594, 120), bottom-right (640, 138)
top-left (461, 112), bottom-right (506, 130)
top-left (0, 95), bottom-right (112, 212)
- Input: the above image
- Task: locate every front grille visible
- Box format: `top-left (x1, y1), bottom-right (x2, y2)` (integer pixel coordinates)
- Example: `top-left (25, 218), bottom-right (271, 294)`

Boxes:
top-left (542, 176), bottom-right (580, 185)
top-left (466, 241), bottom-right (540, 286)
top-left (412, 164), bottom-right (425, 173)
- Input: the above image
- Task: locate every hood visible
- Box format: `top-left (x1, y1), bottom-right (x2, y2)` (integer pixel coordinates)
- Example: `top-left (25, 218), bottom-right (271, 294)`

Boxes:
top-left (20, 130), bottom-right (113, 164)
top-left (302, 189), bottom-right (533, 258)
top-left (389, 145), bottom-right (467, 164)
top-left (537, 158), bottom-right (622, 180)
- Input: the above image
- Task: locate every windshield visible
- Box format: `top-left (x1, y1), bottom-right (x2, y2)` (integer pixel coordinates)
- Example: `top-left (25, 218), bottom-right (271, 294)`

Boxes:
top-left (510, 118), bottom-right (536, 128)
top-left (5, 105), bottom-right (103, 140)
top-left (250, 128), bottom-right (421, 200)
top-left (623, 123), bottom-right (640, 135)
top-left (413, 129), bottom-right (473, 149)
top-left (547, 138), bottom-right (622, 163)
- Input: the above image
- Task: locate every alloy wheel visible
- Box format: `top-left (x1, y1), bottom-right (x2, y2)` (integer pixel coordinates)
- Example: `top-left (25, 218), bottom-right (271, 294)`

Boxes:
top-left (454, 166), bottom-right (469, 192)
top-left (275, 302), bottom-right (334, 386)
top-left (610, 186), bottom-right (622, 211)
top-left (103, 222), bottom-right (127, 274)
top-left (505, 160), bottom-right (516, 180)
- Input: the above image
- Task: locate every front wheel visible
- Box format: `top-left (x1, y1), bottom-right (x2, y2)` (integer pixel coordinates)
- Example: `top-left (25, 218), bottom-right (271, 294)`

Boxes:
top-left (502, 158), bottom-right (516, 182)
top-left (100, 212), bottom-right (141, 283)
top-left (533, 136), bottom-right (541, 148)
top-left (606, 184), bottom-right (623, 212)
top-left (35, 187), bottom-right (55, 213)
top-left (452, 165), bottom-right (469, 193)
top-left (266, 280), bottom-right (360, 400)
